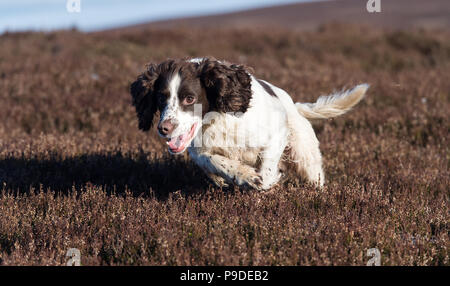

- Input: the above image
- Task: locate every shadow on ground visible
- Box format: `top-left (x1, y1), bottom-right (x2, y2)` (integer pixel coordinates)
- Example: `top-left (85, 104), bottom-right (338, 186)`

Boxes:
top-left (0, 152), bottom-right (211, 198)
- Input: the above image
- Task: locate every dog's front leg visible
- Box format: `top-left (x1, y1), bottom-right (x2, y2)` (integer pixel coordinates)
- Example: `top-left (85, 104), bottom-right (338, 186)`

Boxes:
top-left (191, 152), bottom-right (263, 190)
top-left (258, 136), bottom-right (287, 189)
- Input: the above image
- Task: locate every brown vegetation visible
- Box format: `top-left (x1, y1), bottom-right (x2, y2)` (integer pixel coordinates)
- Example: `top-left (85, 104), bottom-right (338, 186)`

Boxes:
top-left (0, 24), bottom-right (448, 265)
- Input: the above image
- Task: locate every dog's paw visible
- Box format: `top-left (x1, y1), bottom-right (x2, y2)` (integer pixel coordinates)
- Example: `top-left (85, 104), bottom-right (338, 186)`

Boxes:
top-left (245, 174), bottom-right (264, 190)
top-left (208, 173), bottom-right (229, 188)
top-left (258, 169), bottom-right (283, 190)
top-left (234, 166), bottom-right (264, 190)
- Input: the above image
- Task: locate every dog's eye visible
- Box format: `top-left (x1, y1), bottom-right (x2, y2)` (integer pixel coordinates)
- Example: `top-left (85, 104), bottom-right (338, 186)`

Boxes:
top-left (183, 95), bottom-right (195, 105)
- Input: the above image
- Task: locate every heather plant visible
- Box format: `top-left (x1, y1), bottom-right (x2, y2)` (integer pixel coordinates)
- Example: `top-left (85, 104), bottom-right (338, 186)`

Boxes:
top-left (0, 25), bottom-right (448, 265)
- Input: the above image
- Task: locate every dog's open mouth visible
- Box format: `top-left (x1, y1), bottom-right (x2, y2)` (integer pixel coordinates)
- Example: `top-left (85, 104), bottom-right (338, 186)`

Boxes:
top-left (166, 122), bottom-right (198, 154)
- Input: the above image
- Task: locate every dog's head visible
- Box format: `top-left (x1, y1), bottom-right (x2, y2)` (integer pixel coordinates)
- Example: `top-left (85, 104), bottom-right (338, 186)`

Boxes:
top-left (130, 57), bottom-right (252, 154)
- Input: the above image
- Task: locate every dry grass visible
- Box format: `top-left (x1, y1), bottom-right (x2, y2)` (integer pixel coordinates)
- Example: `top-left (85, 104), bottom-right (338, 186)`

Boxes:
top-left (0, 24), bottom-right (448, 265)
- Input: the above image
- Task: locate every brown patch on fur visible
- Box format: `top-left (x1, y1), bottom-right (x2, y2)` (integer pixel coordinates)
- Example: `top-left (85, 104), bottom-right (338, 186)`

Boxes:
top-left (257, 79), bottom-right (277, 97)
top-left (130, 63), bottom-right (159, 131)
top-left (199, 58), bottom-right (253, 113)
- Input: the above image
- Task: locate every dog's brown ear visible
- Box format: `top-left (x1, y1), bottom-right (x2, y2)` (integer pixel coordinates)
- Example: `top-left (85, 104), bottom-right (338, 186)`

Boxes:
top-left (199, 58), bottom-right (252, 113)
top-left (130, 64), bottom-right (159, 131)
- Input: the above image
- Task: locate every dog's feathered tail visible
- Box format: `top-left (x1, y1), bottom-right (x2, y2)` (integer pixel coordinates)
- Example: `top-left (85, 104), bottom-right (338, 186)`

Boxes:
top-left (295, 84), bottom-right (369, 119)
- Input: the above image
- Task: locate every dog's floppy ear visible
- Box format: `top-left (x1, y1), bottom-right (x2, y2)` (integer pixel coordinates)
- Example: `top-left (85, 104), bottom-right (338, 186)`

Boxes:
top-left (199, 58), bottom-right (252, 113)
top-left (130, 64), bottom-right (159, 131)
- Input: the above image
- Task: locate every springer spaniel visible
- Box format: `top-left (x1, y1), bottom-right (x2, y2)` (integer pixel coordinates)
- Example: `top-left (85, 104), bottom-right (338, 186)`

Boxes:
top-left (130, 57), bottom-right (368, 190)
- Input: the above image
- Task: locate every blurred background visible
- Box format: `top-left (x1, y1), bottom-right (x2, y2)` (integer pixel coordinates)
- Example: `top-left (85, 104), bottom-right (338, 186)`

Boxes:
top-left (1, 0), bottom-right (449, 34)
top-left (1, 0), bottom-right (312, 33)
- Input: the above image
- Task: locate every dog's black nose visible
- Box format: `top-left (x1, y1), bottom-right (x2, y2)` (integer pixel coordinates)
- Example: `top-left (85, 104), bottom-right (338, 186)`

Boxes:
top-left (158, 120), bottom-right (174, 136)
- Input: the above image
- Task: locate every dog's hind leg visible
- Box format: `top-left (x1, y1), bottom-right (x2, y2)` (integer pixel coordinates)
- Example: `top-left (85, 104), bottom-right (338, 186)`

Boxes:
top-left (268, 84), bottom-right (325, 187)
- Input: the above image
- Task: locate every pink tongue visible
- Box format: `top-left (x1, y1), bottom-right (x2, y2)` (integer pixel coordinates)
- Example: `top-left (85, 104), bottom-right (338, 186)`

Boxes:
top-left (168, 134), bottom-right (186, 151)
top-left (167, 123), bottom-right (197, 152)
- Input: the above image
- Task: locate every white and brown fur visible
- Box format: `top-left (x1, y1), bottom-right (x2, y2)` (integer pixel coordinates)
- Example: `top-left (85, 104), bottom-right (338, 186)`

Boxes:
top-left (130, 57), bottom-right (369, 190)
